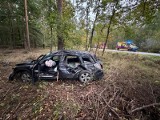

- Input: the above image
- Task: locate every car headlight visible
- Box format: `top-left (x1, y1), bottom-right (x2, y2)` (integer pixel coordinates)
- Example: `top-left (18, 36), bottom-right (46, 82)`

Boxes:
top-left (94, 63), bottom-right (102, 70)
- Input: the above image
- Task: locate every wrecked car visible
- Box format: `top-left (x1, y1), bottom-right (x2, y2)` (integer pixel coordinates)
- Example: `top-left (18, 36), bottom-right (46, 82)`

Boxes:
top-left (9, 50), bottom-right (104, 83)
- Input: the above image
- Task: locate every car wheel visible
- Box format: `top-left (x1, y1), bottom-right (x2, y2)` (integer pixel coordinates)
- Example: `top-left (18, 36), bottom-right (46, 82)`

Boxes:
top-left (79, 70), bottom-right (93, 83)
top-left (20, 71), bottom-right (32, 83)
top-left (14, 72), bottom-right (21, 80)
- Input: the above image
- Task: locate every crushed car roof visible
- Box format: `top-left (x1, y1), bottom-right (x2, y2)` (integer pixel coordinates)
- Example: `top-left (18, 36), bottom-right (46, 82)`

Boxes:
top-left (50, 50), bottom-right (93, 56)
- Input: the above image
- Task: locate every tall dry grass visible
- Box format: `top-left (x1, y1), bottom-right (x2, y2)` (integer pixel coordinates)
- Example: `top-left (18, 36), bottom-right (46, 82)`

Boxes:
top-left (0, 49), bottom-right (160, 119)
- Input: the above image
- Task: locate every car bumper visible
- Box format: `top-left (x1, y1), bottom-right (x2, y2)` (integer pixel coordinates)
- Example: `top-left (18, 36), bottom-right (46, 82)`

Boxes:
top-left (9, 72), bottom-right (14, 81)
top-left (94, 70), bottom-right (104, 80)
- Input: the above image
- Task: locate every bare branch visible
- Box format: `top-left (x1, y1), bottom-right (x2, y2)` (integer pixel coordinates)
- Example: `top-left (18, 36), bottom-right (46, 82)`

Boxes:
top-left (131, 103), bottom-right (160, 113)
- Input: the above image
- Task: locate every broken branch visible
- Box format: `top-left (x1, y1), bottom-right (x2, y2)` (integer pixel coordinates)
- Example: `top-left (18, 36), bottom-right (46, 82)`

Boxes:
top-left (131, 103), bottom-right (160, 113)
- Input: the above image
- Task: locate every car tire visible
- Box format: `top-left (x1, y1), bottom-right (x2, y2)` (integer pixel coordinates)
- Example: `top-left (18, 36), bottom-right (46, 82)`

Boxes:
top-left (79, 70), bottom-right (93, 83)
top-left (20, 71), bottom-right (32, 83)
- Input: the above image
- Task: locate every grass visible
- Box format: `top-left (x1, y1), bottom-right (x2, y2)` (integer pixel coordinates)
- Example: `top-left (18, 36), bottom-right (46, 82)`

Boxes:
top-left (0, 49), bottom-right (160, 119)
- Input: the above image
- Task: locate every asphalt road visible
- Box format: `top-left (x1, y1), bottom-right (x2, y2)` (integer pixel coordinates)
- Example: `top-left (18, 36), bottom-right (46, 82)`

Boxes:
top-left (104, 49), bottom-right (160, 57)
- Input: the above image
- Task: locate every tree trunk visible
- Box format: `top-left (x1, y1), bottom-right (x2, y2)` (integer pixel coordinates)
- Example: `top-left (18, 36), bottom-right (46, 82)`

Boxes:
top-left (24, 0), bottom-right (31, 51)
top-left (50, 27), bottom-right (53, 52)
top-left (89, 0), bottom-right (100, 52)
top-left (89, 10), bottom-right (99, 51)
top-left (57, 0), bottom-right (64, 50)
top-left (8, 2), bottom-right (14, 48)
top-left (102, 1), bottom-right (119, 56)
top-left (85, 7), bottom-right (89, 51)
top-left (95, 41), bottom-right (99, 55)
top-left (17, 17), bottom-right (22, 48)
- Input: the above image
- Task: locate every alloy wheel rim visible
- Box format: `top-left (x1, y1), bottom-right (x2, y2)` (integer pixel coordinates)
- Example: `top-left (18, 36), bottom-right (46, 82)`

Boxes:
top-left (21, 73), bottom-right (31, 82)
top-left (80, 73), bottom-right (91, 83)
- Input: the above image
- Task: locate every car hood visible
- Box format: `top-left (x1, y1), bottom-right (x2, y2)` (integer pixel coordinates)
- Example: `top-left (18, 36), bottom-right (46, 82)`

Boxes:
top-left (16, 61), bottom-right (35, 66)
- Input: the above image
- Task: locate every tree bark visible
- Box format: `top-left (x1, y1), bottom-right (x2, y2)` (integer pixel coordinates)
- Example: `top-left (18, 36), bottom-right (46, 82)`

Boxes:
top-left (85, 6), bottom-right (89, 51)
top-left (24, 0), bottom-right (31, 51)
top-left (57, 0), bottom-right (64, 50)
top-left (50, 27), bottom-right (53, 52)
top-left (8, 2), bottom-right (14, 48)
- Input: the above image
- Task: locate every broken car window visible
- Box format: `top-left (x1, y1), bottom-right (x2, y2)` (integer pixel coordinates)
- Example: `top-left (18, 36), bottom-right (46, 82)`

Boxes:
top-left (52, 55), bottom-right (60, 62)
top-left (65, 55), bottom-right (81, 68)
top-left (82, 56), bottom-right (94, 64)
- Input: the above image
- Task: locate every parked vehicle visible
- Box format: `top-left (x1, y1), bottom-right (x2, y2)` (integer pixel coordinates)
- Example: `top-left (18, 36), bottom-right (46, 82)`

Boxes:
top-left (116, 41), bottom-right (138, 52)
top-left (9, 50), bottom-right (104, 83)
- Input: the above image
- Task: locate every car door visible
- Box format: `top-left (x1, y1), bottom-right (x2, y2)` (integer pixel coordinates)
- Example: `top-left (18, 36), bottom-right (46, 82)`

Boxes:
top-left (58, 55), bottom-right (82, 79)
top-left (38, 55), bottom-right (60, 78)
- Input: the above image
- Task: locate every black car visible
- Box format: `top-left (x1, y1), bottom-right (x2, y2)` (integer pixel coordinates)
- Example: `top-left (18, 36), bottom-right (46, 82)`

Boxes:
top-left (9, 50), bottom-right (104, 83)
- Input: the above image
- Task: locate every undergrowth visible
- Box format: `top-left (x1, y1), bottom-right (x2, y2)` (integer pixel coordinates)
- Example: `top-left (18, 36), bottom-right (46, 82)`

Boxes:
top-left (0, 49), bottom-right (160, 119)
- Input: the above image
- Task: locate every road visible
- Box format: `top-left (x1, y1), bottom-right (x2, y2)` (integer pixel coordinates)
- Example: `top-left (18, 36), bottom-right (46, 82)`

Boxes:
top-left (104, 49), bottom-right (160, 57)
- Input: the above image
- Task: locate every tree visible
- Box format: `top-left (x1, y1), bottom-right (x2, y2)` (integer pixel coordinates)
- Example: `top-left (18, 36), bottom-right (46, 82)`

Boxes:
top-left (0, 0), bottom-right (159, 52)
top-left (88, 0), bottom-right (100, 51)
top-left (57, 0), bottom-right (64, 50)
top-left (24, 0), bottom-right (30, 51)
top-left (102, 0), bottom-right (119, 56)
top-left (0, 0), bottom-right (43, 49)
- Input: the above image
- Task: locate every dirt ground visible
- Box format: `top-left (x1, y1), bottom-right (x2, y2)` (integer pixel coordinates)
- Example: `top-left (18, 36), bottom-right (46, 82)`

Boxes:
top-left (0, 49), bottom-right (160, 120)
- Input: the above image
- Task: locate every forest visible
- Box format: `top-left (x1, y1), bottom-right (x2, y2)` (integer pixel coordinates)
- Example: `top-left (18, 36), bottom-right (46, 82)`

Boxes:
top-left (0, 0), bottom-right (160, 53)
